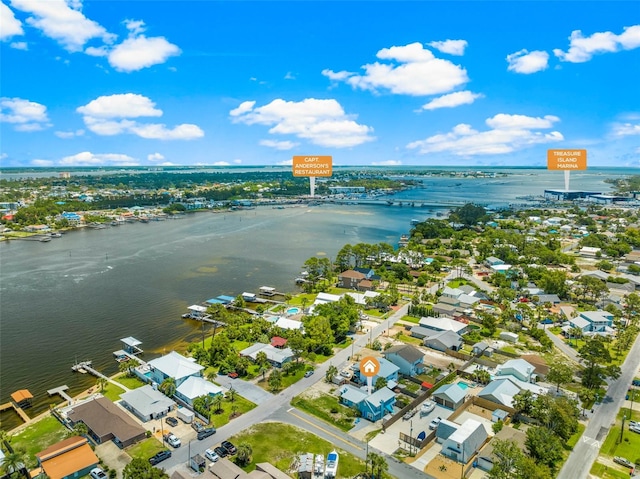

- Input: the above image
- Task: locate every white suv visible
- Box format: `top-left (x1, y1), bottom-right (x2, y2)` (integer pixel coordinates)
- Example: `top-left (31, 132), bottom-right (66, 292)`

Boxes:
top-left (164, 432), bottom-right (181, 448)
top-left (90, 468), bottom-right (107, 479)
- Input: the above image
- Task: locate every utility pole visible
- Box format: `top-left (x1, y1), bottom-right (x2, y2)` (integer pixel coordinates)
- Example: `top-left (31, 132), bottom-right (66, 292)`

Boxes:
top-left (620, 414), bottom-right (626, 444)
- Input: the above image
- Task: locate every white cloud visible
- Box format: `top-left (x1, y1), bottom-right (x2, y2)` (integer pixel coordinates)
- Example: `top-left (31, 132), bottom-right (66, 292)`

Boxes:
top-left (31, 159), bottom-right (54, 167)
top-left (85, 45), bottom-right (107, 57)
top-left (0, 97), bottom-right (51, 131)
top-left (554, 24), bottom-right (640, 63)
top-left (259, 139), bottom-right (299, 150)
top-left (1, 2), bottom-right (24, 40)
top-left (506, 49), bottom-right (549, 74)
top-left (0, 153), bottom-right (7, 160)
top-left (147, 152), bottom-right (165, 162)
top-left (428, 39), bottom-right (468, 56)
top-left (213, 161), bottom-right (230, 166)
top-left (322, 42), bottom-right (468, 96)
top-left (77, 93), bottom-right (163, 118)
top-left (60, 151), bottom-right (139, 166)
top-left (419, 91), bottom-right (483, 111)
top-left (77, 93), bottom-right (203, 140)
top-left (232, 159), bottom-right (242, 164)
top-left (10, 41), bottom-right (27, 50)
top-left (407, 113), bottom-right (563, 156)
top-left (55, 129), bottom-right (84, 139)
top-left (108, 35), bottom-right (180, 72)
top-left (612, 123), bottom-right (640, 137)
top-left (124, 19), bottom-right (145, 36)
top-left (231, 98), bottom-right (375, 148)
top-left (284, 72), bottom-right (296, 80)
top-left (10, 0), bottom-right (114, 51)
top-left (276, 159), bottom-right (293, 166)
top-left (372, 160), bottom-right (402, 166)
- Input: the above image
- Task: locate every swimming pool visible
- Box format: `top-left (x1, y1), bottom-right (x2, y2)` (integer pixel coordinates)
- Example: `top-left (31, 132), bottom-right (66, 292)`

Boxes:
top-left (456, 381), bottom-right (469, 390)
top-left (287, 307), bottom-right (301, 315)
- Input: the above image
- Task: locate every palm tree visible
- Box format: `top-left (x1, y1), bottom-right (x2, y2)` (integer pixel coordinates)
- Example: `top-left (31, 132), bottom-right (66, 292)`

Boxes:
top-left (227, 386), bottom-right (236, 403)
top-left (268, 370), bottom-right (283, 392)
top-left (0, 448), bottom-right (26, 479)
top-left (259, 365), bottom-right (269, 382)
top-left (96, 377), bottom-right (108, 393)
top-left (159, 377), bottom-right (176, 397)
top-left (0, 430), bottom-right (11, 453)
top-left (326, 364), bottom-right (338, 383)
top-left (66, 421), bottom-right (88, 439)
top-left (235, 443), bottom-right (253, 466)
top-left (213, 394), bottom-right (223, 414)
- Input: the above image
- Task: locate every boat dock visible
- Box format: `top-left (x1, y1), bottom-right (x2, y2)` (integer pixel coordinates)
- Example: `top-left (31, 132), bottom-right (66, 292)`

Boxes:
top-left (71, 360), bottom-right (92, 373)
top-left (0, 401), bottom-right (30, 423)
top-left (47, 385), bottom-right (73, 404)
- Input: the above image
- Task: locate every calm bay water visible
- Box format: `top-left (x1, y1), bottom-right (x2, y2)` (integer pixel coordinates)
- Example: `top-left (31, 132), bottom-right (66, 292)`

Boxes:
top-left (0, 167), bottom-right (633, 429)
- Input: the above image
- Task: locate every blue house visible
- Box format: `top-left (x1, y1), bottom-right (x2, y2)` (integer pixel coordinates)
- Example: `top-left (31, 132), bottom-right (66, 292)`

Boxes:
top-left (382, 344), bottom-right (425, 376)
top-left (339, 385), bottom-right (396, 421)
top-left (355, 357), bottom-right (399, 388)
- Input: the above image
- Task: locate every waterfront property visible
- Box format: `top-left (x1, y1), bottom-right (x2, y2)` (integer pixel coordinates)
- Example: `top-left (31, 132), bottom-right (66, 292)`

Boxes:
top-left (34, 436), bottom-right (99, 479)
top-left (66, 396), bottom-right (146, 448)
top-left (119, 384), bottom-right (176, 422)
top-left (175, 376), bottom-right (223, 407)
top-left (145, 351), bottom-right (204, 387)
top-left (240, 343), bottom-right (295, 368)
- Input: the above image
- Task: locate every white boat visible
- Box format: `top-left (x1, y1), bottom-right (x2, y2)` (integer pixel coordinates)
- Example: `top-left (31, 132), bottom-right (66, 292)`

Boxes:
top-left (324, 451), bottom-right (338, 479)
top-left (313, 454), bottom-right (324, 477)
top-left (420, 400), bottom-right (436, 416)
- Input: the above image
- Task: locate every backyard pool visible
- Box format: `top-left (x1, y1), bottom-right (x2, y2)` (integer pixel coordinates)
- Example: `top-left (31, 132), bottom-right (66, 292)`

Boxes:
top-left (287, 307), bottom-right (301, 315)
top-left (456, 381), bottom-right (470, 390)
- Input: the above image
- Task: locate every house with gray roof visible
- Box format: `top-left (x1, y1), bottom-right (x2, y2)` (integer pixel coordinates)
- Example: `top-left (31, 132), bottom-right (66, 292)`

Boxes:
top-left (476, 427), bottom-right (526, 472)
top-left (435, 419), bottom-right (459, 443)
top-left (409, 326), bottom-right (433, 340)
top-left (147, 351), bottom-right (204, 388)
top-left (432, 383), bottom-right (467, 410)
top-left (120, 385), bottom-right (176, 422)
top-left (175, 376), bottom-right (223, 407)
top-left (496, 359), bottom-right (536, 383)
top-left (355, 357), bottom-right (399, 387)
top-left (477, 378), bottom-right (521, 408)
top-left (339, 385), bottom-right (396, 421)
top-left (382, 344), bottom-right (425, 376)
top-left (424, 330), bottom-right (463, 352)
top-left (440, 418), bottom-right (488, 464)
top-left (458, 294), bottom-right (480, 308)
top-left (432, 303), bottom-right (459, 316)
top-left (441, 286), bottom-right (464, 299)
top-left (240, 343), bottom-right (295, 368)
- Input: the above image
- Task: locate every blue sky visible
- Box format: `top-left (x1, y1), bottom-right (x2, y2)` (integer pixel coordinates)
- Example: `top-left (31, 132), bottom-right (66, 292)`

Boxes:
top-left (1, 1), bottom-right (639, 168)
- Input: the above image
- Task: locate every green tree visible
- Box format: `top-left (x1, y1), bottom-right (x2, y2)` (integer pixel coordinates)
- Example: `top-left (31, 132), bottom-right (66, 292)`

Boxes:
top-left (512, 390), bottom-right (534, 417)
top-left (213, 393), bottom-right (224, 414)
top-left (326, 364), bottom-right (338, 383)
top-left (525, 426), bottom-right (563, 470)
top-left (0, 448), bottom-right (27, 479)
top-left (235, 443), bottom-right (253, 467)
top-left (122, 458), bottom-right (169, 479)
top-left (159, 377), bottom-right (176, 397)
top-left (375, 377), bottom-right (388, 390)
top-left (546, 361), bottom-right (574, 393)
top-left (268, 369), bottom-right (283, 392)
top-left (579, 336), bottom-right (621, 389)
top-left (487, 439), bottom-right (522, 479)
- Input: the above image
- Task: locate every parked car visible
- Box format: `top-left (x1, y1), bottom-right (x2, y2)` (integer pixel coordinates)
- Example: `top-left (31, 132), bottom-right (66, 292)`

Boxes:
top-left (164, 432), bottom-right (181, 448)
top-left (304, 369), bottom-right (314, 378)
top-left (89, 467), bottom-right (107, 479)
top-left (228, 372), bottom-right (239, 379)
top-left (149, 450), bottom-right (172, 465)
top-left (165, 416), bottom-right (178, 427)
top-left (192, 421), bottom-right (205, 432)
top-left (221, 440), bottom-right (237, 455)
top-left (205, 448), bottom-right (220, 462)
top-left (428, 417), bottom-right (442, 430)
top-left (197, 427), bottom-right (216, 440)
top-left (214, 446), bottom-right (228, 458)
top-left (630, 425), bottom-right (640, 434)
top-left (614, 457), bottom-right (633, 468)
top-left (628, 420), bottom-right (638, 428)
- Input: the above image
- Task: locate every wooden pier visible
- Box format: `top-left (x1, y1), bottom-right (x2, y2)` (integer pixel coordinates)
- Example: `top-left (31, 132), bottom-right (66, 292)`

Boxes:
top-left (71, 360), bottom-right (92, 373)
top-left (0, 401), bottom-right (30, 423)
top-left (47, 385), bottom-right (73, 403)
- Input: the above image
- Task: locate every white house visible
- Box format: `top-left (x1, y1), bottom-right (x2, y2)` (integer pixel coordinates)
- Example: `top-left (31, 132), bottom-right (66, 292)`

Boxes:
top-left (440, 419), bottom-right (488, 463)
top-left (419, 316), bottom-right (468, 335)
top-left (120, 385), bottom-right (176, 422)
top-left (146, 351), bottom-right (204, 387)
top-left (240, 343), bottom-right (295, 368)
top-left (175, 376), bottom-right (223, 407)
top-left (496, 359), bottom-right (536, 383)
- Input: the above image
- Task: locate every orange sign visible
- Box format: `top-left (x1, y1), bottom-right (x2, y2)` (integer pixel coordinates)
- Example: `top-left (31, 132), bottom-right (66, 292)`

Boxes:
top-left (292, 156), bottom-right (333, 177)
top-left (359, 356), bottom-right (380, 378)
top-left (547, 149), bottom-right (587, 170)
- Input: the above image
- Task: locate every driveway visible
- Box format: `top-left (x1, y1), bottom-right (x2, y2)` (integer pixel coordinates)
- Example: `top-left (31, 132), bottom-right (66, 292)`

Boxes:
top-left (544, 328), bottom-right (582, 363)
top-left (95, 441), bottom-right (130, 479)
top-left (213, 374), bottom-right (274, 405)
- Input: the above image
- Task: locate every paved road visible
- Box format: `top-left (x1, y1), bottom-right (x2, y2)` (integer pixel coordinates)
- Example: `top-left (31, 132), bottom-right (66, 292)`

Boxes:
top-left (544, 327), bottom-right (582, 363)
top-left (557, 332), bottom-right (640, 479)
top-left (162, 303), bottom-right (434, 478)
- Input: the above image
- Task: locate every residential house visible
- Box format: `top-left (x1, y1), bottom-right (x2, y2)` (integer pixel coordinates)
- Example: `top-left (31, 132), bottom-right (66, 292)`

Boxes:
top-left (432, 303), bottom-right (458, 316)
top-left (337, 270), bottom-right (366, 289)
top-left (35, 436), bottom-right (99, 479)
top-left (424, 330), bottom-right (463, 352)
top-left (477, 428), bottom-right (527, 472)
top-left (66, 397), bottom-right (146, 448)
top-left (339, 385), bottom-right (396, 421)
top-left (382, 344), bottom-right (425, 376)
top-left (354, 357), bottom-right (399, 387)
top-left (345, 291), bottom-right (380, 306)
top-left (496, 359), bottom-right (536, 383)
top-left (566, 310), bottom-right (614, 334)
top-left (472, 341), bottom-right (492, 356)
top-left (146, 351), bottom-right (204, 388)
top-left (579, 246), bottom-right (602, 257)
top-left (175, 376), bottom-right (223, 408)
top-left (499, 331), bottom-right (518, 343)
top-left (435, 419), bottom-right (459, 443)
top-left (273, 316), bottom-right (304, 331)
top-left (432, 383), bottom-right (467, 410)
top-left (535, 294), bottom-right (561, 305)
top-left (418, 316), bottom-right (468, 335)
top-left (409, 326), bottom-right (433, 340)
top-left (440, 419), bottom-right (488, 463)
top-left (441, 287), bottom-right (463, 299)
top-left (458, 294), bottom-right (480, 308)
top-left (120, 385), bottom-right (176, 422)
top-left (240, 343), bottom-right (295, 368)
top-left (438, 296), bottom-right (460, 307)
top-left (477, 378), bottom-right (521, 408)
top-left (484, 257), bottom-right (505, 267)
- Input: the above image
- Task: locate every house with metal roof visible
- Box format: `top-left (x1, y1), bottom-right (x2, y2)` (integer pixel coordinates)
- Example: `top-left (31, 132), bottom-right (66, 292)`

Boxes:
top-left (339, 385), bottom-right (396, 422)
top-left (496, 359), bottom-right (536, 383)
top-left (147, 351), bottom-right (204, 387)
top-left (35, 436), bottom-right (99, 479)
top-left (354, 357), bottom-right (399, 387)
top-left (174, 376), bottom-right (223, 407)
top-left (432, 383), bottom-right (467, 410)
top-left (382, 344), bottom-right (425, 376)
top-left (418, 316), bottom-right (468, 335)
top-left (440, 418), bottom-right (488, 464)
top-left (424, 330), bottom-right (463, 352)
top-left (477, 378), bottom-right (521, 408)
top-left (120, 385), bottom-right (176, 422)
top-left (240, 343), bottom-right (295, 368)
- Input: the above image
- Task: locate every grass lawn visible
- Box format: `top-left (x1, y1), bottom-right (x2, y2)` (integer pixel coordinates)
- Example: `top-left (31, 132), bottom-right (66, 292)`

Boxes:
top-left (447, 279), bottom-right (470, 288)
top-left (207, 394), bottom-right (256, 429)
top-left (230, 423), bottom-right (367, 477)
top-left (232, 340), bottom-right (252, 352)
top-left (100, 382), bottom-right (126, 402)
top-left (257, 363), bottom-right (314, 391)
top-left (115, 373), bottom-right (146, 390)
top-left (396, 333), bottom-right (422, 345)
top-left (9, 416), bottom-right (68, 467)
top-left (126, 437), bottom-right (166, 460)
top-left (590, 462), bottom-right (632, 479)
top-left (400, 315), bottom-right (420, 324)
top-left (287, 293), bottom-right (317, 306)
top-left (291, 393), bottom-right (356, 432)
top-left (307, 351), bottom-right (332, 364)
top-left (599, 411), bottom-right (640, 465)
top-left (365, 309), bottom-right (388, 318)
top-left (565, 423), bottom-right (586, 451)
